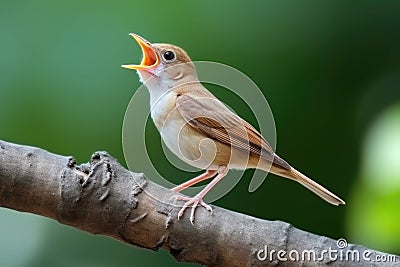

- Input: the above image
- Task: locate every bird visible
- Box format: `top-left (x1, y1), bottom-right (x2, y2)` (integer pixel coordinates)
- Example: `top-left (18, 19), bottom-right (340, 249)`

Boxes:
top-left (122, 33), bottom-right (345, 223)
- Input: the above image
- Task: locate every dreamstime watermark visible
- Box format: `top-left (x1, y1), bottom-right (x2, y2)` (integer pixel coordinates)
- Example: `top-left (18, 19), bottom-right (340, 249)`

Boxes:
top-left (256, 238), bottom-right (397, 263)
top-left (122, 61), bottom-right (276, 205)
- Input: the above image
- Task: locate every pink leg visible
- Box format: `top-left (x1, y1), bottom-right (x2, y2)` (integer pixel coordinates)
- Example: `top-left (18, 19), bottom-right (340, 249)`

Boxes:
top-left (176, 166), bottom-right (228, 223)
top-left (172, 170), bottom-right (217, 192)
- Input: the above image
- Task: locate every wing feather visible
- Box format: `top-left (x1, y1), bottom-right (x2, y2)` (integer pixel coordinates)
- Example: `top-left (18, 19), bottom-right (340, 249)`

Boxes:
top-left (175, 94), bottom-right (275, 162)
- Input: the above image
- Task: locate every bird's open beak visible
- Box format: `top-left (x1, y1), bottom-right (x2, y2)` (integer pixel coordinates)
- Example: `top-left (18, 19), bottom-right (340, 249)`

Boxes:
top-left (121, 33), bottom-right (159, 71)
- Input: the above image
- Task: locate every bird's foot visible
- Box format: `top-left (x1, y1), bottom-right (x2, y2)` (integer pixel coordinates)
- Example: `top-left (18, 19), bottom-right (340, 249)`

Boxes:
top-left (175, 195), bottom-right (212, 224)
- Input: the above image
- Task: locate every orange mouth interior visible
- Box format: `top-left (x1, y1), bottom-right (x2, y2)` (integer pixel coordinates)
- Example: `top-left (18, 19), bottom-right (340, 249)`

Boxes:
top-left (122, 33), bottom-right (159, 70)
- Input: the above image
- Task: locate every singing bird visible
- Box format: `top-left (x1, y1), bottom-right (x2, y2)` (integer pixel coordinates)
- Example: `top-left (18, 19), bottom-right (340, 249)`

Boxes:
top-left (122, 33), bottom-right (345, 223)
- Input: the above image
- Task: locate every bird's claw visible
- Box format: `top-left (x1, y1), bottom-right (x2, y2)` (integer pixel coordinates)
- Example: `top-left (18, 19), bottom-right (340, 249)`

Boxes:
top-left (175, 195), bottom-right (212, 224)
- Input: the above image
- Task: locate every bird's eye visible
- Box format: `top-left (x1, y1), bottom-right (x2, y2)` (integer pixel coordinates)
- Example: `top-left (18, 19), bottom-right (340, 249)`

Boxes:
top-left (163, 50), bottom-right (175, 61)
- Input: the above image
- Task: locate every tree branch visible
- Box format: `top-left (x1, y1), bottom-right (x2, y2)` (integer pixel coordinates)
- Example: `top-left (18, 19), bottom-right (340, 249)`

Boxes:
top-left (0, 139), bottom-right (398, 266)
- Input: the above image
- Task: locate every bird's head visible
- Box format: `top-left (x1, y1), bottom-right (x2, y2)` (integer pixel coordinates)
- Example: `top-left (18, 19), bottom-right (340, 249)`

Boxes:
top-left (122, 33), bottom-right (197, 89)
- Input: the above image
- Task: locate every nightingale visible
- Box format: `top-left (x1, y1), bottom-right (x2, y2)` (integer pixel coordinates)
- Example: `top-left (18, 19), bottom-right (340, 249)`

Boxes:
top-left (122, 33), bottom-right (345, 223)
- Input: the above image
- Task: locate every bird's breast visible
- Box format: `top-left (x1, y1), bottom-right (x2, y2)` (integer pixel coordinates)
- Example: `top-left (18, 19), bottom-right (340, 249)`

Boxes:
top-left (150, 92), bottom-right (175, 131)
top-left (150, 92), bottom-right (219, 170)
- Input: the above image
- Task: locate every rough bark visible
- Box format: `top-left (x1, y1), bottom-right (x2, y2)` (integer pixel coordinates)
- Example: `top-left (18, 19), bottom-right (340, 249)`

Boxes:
top-left (0, 139), bottom-right (398, 266)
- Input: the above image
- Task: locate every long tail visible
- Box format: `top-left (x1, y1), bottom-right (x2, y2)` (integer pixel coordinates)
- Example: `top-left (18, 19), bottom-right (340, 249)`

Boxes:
top-left (288, 167), bottom-right (345, 205)
top-left (269, 157), bottom-right (345, 205)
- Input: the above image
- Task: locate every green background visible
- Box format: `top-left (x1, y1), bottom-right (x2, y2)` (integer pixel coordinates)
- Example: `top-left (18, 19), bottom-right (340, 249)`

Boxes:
top-left (1, 1), bottom-right (400, 266)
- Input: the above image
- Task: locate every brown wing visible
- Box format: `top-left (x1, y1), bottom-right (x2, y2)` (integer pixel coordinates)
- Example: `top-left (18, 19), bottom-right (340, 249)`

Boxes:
top-left (175, 94), bottom-right (275, 163)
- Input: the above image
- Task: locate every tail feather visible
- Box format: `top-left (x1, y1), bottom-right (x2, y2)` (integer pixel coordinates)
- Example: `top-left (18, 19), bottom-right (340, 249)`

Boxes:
top-left (288, 168), bottom-right (345, 205)
top-left (260, 155), bottom-right (345, 205)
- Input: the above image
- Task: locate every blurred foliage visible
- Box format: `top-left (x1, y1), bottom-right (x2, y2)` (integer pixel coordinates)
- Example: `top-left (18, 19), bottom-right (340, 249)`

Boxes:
top-left (0, 1), bottom-right (399, 266)
top-left (348, 104), bottom-right (400, 254)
